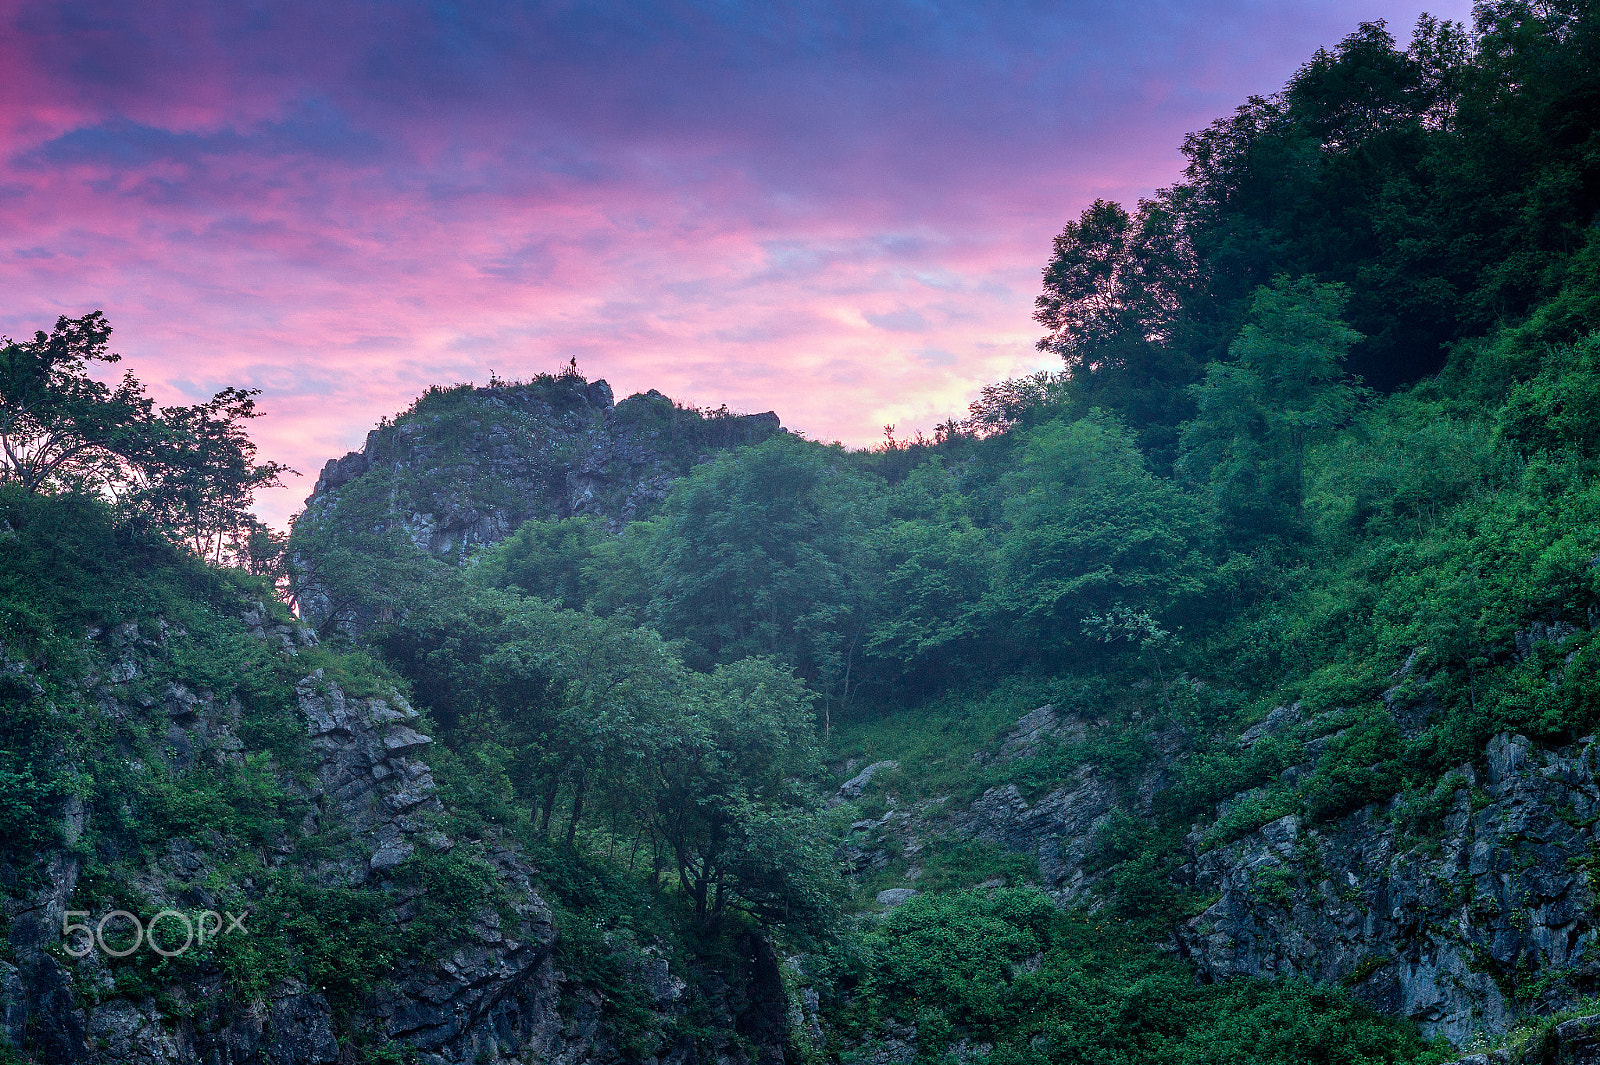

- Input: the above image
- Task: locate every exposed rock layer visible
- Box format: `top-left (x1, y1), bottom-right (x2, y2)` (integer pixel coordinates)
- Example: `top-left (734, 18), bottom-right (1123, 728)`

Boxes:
top-left (840, 695), bottom-right (1600, 1046)
top-left (0, 618), bottom-right (791, 1065)
top-left (1178, 731), bottom-right (1600, 1045)
top-left (303, 378), bottom-right (781, 559)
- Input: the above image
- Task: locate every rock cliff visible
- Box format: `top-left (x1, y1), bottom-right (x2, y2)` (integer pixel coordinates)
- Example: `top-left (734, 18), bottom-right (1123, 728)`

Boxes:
top-left (1443, 1014), bottom-right (1600, 1063)
top-left (0, 611), bottom-right (791, 1065)
top-left (837, 692), bottom-right (1600, 1047)
top-left (301, 374), bottom-right (780, 559)
top-left (1178, 729), bottom-right (1600, 1045)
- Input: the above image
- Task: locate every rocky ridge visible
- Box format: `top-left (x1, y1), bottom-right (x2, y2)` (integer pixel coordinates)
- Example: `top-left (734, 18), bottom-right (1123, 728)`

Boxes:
top-left (837, 657), bottom-right (1600, 1046)
top-left (301, 375), bottom-right (781, 561)
top-left (837, 704), bottom-right (1184, 911)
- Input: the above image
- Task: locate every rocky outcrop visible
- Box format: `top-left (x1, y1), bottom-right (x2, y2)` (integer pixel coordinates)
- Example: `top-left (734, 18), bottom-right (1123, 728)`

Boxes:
top-left (875, 888), bottom-right (920, 908)
top-left (1, 651), bottom-right (561, 1063)
top-left (835, 705), bottom-right (1183, 905)
top-left (1177, 731), bottom-right (1600, 1044)
top-left (1161, 620), bottom-right (1600, 1044)
top-left (1444, 1014), bottom-right (1600, 1063)
top-left (972, 704), bottom-right (1088, 766)
top-left (837, 688), bottom-right (1600, 1048)
top-left (301, 376), bottom-right (781, 561)
top-left (955, 706), bottom-right (1184, 904)
top-left (1, 613), bottom-right (793, 1065)
top-left (839, 760), bottom-right (899, 801)
top-left (959, 775), bottom-right (1120, 902)
top-left (241, 600), bottom-right (319, 653)
top-left (295, 670), bottom-right (449, 874)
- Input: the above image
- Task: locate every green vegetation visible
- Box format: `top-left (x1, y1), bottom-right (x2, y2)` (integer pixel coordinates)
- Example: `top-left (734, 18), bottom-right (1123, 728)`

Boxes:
top-left (13, 4), bottom-right (1600, 1061)
top-left (0, 478), bottom-right (515, 1038)
top-left (827, 889), bottom-right (1452, 1065)
top-left (287, 370), bottom-right (781, 637)
top-left (0, 312), bottom-right (288, 565)
top-left (372, 584), bottom-right (840, 938)
top-left (334, 8), bottom-right (1600, 1057)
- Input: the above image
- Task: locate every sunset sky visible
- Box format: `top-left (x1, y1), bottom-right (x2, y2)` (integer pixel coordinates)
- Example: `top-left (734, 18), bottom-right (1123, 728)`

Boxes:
top-left (2, 0), bottom-right (1473, 527)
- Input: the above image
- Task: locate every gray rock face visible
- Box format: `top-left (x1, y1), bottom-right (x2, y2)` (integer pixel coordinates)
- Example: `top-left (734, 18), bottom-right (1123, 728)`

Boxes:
top-left (973, 704), bottom-right (1087, 765)
top-left (295, 670), bottom-right (447, 876)
top-left (2, 660), bottom-right (563, 1064)
top-left (241, 600), bottom-right (319, 652)
top-left (2, 847), bottom-right (87, 1061)
top-left (1440, 1013), bottom-right (1600, 1063)
top-left (954, 711), bottom-right (1185, 904)
top-left (874, 697), bottom-right (1600, 1049)
top-left (840, 761), bottom-right (900, 800)
top-left (1, 615), bottom-right (794, 1065)
top-left (300, 377), bottom-right (782, 565)
top-left (854, 1021), bottom-right (918, 1065)
top-left (962, 776), bottom-right (1118, 903)
top-left (1176, 732), bottom-right (1600, 1044)
top-left (835, 706), bottom-right (1184, 909)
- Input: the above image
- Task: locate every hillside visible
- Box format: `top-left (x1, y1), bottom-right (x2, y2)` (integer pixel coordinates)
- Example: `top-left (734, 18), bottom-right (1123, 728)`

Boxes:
top-left (0, 488), bottom-right (797, 1064)
top-left (10, 6), bottom-right (1600, 1064)
top-left (291, 373), bottom-right (780, 635)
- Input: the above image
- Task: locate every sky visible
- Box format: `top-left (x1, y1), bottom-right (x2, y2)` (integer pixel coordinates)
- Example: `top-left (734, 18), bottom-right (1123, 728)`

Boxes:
top-left (1, 0), bottom-right (1474, 528)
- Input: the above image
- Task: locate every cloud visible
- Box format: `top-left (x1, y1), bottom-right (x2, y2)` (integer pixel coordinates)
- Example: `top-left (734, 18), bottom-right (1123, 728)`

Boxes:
top-left (25, 100), bottom-right (383, 170)
top-left (0, 0), bottom-right (1475, 527)
top-left (865, 308), bottom-right (930, 333)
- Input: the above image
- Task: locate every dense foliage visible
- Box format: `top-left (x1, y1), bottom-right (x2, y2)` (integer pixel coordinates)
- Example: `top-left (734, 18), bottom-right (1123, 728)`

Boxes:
top-left (0, 312), bottom-right (288, 565)
top-left (12, 4), bottom-right (1600, 1062)
top-left (339, 7), bottom-right (1600, 1057)
top-left (1035, 2), bottom-right (1600, 457)
top-left (832, 888), bottom-right (1450, 1065)
top-left (0, 483), bottom-right (503, 1031)
top-left (369, 582), bottom-right (841, 938)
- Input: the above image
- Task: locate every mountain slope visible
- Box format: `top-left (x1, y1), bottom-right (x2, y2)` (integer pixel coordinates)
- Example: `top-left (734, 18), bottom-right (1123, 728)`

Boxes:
top-left (0, 487), bottom-right (792, 1065)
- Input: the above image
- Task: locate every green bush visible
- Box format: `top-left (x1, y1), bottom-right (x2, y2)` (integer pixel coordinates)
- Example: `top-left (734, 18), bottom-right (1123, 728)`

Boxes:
top-left (834, 888), bottom-right (1447, 1065)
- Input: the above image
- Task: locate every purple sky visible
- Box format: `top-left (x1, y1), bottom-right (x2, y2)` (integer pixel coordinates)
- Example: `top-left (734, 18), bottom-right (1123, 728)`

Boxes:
top-left (1, 0), bottom-right (1473, 527)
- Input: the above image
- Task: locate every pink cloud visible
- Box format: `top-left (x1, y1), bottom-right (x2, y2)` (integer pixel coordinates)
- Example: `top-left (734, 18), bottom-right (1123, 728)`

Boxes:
top-left (0, 0), bottom-right (1474, 527)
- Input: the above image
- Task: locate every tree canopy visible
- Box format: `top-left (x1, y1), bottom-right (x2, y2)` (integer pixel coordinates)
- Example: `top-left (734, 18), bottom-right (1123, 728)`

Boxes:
top-left (0, 312), bottom-right (288, 563)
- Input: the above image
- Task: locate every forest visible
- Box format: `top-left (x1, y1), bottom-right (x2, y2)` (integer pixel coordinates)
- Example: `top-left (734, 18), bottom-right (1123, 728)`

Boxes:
top-left (6, 3), bottom-right (1600, 1063)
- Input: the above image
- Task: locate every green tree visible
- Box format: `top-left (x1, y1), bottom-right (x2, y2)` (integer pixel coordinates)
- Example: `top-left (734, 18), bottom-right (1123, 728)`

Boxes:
top-left (958, 370), bottom-right (1074, 438)
top-left (866, 458), bottom-right (997, 681)
top-left (480, 594), bottom-right (684, 846)
top-left (125, 387), bottom-right (291, 563)
top-left (1033, 199), bottom-right (1202, 460)
top-left (643, 433), bottom-right (884, 726)
top-left (1170, 21), bottom-right (1454, 389)
top-left (476, 515), bottom-right (606, 608)
top-left (995, 411), bottom-right (1213, 646)
top-left (373, 587), bottom-right (839, 935)
top-left (1499, 335), bottom-right (1600, 456)
top-left (1178, 276), bottom-right (1366, 539)
top-left (647, 657), bottom-right (837, 935)
top-left (1035, 199), bottom-right (1193, 367)
top-left (0, 312), bottom-right (153, 494)
top-left (0, 312), bottom-right (288, 563)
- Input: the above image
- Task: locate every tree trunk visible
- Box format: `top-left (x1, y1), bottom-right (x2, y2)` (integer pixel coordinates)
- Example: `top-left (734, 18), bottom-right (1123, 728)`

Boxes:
top-left (538, 778), bottom-right (560, 837)
top-left (566, 771), bottom-right (587, 848)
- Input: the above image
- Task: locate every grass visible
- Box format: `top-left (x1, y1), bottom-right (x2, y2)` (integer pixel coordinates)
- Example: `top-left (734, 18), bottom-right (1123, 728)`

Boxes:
top-left (829, 674), bottom-right (1124, 808)
top-left (1454, 996), bottom-right (1600, 1059)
